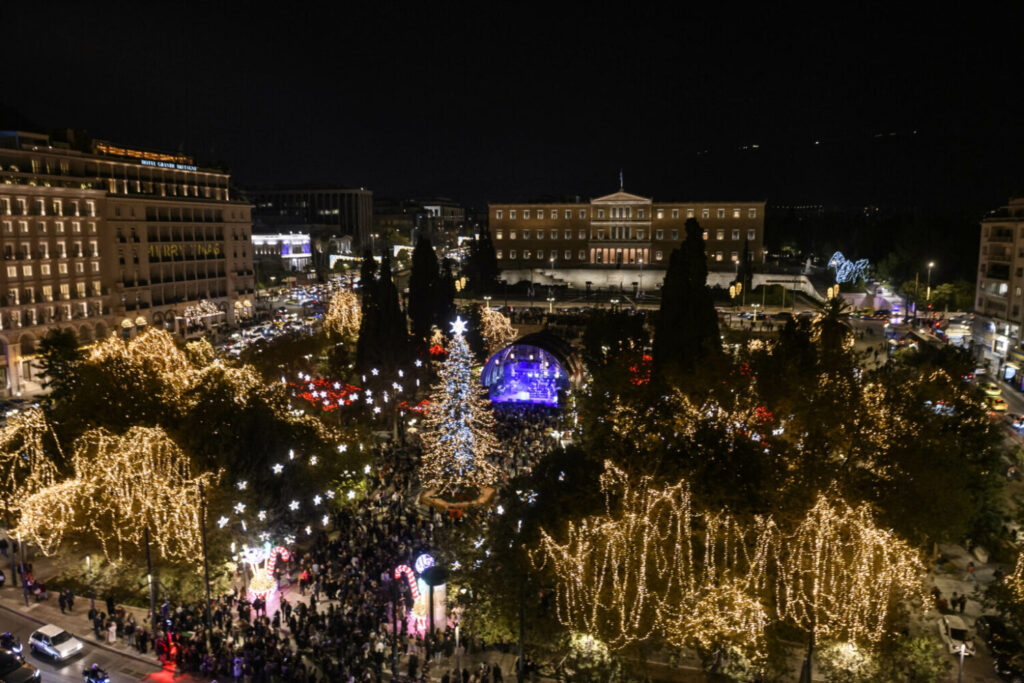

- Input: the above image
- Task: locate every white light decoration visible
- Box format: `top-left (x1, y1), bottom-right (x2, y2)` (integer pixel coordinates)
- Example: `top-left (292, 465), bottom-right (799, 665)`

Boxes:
top-left (289, 500), bottom-right (300, 511)
top-left (305, 525), bottom-right (312, 535)
top-left (322, 514), bottom-right (330, 527)
top-left (347, 490), bottom-right (356, 500)
top-left (258, 510), bottom-right (267, 521)
top-left (237, 480), bottom-right (248, 491)
top-left (364, 464), bottom-right (371, 474)
top-left (313, 495), bottom-right (322, 505)
top-left (272, 463), bottom-right (284, 474)
top-left (450, 315), bottom-right (468, 336)
top-left (234, 502), bottom-right (246, 514)
top-left (217, 516), bottom-right (229, 529)
top-left (310, 455), bottom-right (318, 465)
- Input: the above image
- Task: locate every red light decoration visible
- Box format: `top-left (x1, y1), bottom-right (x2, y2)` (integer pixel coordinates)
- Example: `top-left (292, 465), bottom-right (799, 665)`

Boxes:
top-left (291, 378), bottom-right (362, 412)
top-left (629, 354), bottom-right (653, 386)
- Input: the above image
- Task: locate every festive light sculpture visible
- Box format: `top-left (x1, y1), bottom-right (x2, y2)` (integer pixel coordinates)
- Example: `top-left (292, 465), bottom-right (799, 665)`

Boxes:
top-left (420, 318), bottom-right (499, 494)
top-left (827, 252), bottom-right (870, 284)
top-left (244, 544), bottom-right (292, 600)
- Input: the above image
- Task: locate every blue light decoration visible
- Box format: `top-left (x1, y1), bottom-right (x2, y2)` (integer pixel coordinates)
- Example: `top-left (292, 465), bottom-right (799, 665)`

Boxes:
top-left (481, 344), bottom-right (569, 406)
top-left (828, 251), bottom-right (871, 283)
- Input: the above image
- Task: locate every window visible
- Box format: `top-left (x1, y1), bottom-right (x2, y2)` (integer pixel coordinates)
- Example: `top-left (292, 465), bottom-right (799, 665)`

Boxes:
top-left (656, 230), bottom-right (664, 240)
top-left (86, 200), bottom-right (96, 217)
top-left (564, 230), bottom-right (572, 239)
top-left (524, 210), bottom-right (530, 219)
top-left (748, 229), bottom-right (756, 241)
top-left (733, 208), bottom-right (741, 218)
top-left (91, 262), bottom-right (99, 273)
top-left (59, 263), bottom-right (68, 274)
top-left (21, 264), bottom-right (31, 277)
top-left (578, 230), bottom-right (586, 239)
top-left (748, 208), bottom-right (757, 218)
top-left (717, 208), bottom-right (725, 218)
top-left (509, 250), bottom-right (517, 259)
top-left (523, 250), bottom-right (531, 259)
top-left (0, 198), bottom-right (8, 215)
top-left (18, 221), bottom-right (28, 234)
top-left (53, 199), bottom-right (62, 216)
top-left (6, 265), bottom-right (16, 278)
top-left (564, 250), bottom-right (571, 259)
top-left (701, 208), bottom-right (710, 219)
top-left (75, 262), bottom-right (84, 274)
top-left (73, 222), bottom-right (81, 233)
top-left (536, 230), bottom-right (543, 240)
top-left (638, 209), bottom-right (644, 218)
top-left (496, 250), bottom-right (503, 260)
top-left (42, 285), bottom-right (52, 301)
top-left (715, 251), bottom-right (723, 261)
top-left (565, 210), bottom-right (571, 219)
top-left (637, 230), bottom-right (645, 240)
top-left (522, 230), bottom-right (530, 239)
top-left (731, 251), bottom-right (739, 262)
top-left (671, 230), bottom-right (679, 240)
top-left (40, 264), bottom-right (50, 275)
top-left (55, 221), bottom-right (64, 234)
top-left (656, 250), bottom-right (663, 261)
top-left (537, 250), bottom-right (544, 259)
top-left (551, 230), bottom-right (557, 239)
top-left (578, 250), bottom-right (586, 260)
top-left (509, 231), bottom-right (516, 240)
top-left (579, 209), bottom-right (586, 218)
top-left (510, 210), bottom-right (516, 219)
top-left (496, 230), bottom-right (503, 239)
top-left (657, 209), bottom-right (664, 219)
top-left (703, 230), bottom-right (709, 240)
top-left (716, 229), bottom-right (725, 240)
top-left (496, 210), bottom-right (503, 220)
top-left (672, 209), bottom-right (679, 218)
top-left (597, 230), bottom-right (604, 239)
top-left (732, 229), bottom-right (740, 240)
top-left (685, 208), bottom-right (693, 218)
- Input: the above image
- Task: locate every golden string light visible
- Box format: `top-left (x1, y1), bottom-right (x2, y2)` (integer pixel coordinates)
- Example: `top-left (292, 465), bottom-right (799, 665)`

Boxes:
top-left (479, 307), bottom-right (517, 356)
top-left (0, 406), bottom-right (62, 520)
top-left (323, 290), bottom-right (361, 340)
top-left (773, 492), bottom-right (924, 645)
top-left (17, 426), bottom-right (219, 563)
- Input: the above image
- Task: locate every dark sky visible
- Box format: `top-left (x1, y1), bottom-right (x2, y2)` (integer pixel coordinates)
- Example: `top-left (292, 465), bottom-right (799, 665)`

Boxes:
top-left (4, 4), bottom-right (1023, 209)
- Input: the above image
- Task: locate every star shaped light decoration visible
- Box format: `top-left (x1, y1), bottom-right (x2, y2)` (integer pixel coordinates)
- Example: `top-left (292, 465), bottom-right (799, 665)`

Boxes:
top-left (450, 315), bottom-right (468, 336)
top-left (272, 463), bottom-right (284, 474)
top-left (289, 500), bottom-right (300, 511)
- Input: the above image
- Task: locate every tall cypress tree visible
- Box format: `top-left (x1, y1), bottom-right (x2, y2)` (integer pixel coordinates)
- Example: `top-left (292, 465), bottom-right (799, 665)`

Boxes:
top-left (435, 258), bottom-right (457, 328)
top-left (376, 251), bottom-right (409, 367)
top-left (355, 250), bottom-right (380, 373)
top-left (409, 236), bottom-right (440, 343)
top-left (466, 227), bottom-right (499, 295)
top-left (653, 218), bottom-right (720, 373)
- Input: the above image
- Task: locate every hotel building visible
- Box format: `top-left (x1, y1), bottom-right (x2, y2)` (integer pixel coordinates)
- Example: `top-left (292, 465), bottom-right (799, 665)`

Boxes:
top-left (0, 130), bottom-right (255, 395)
top-left (489, 190), bottom-right (765, 287)
top-left (975, 195), bottom-right (1024, 383)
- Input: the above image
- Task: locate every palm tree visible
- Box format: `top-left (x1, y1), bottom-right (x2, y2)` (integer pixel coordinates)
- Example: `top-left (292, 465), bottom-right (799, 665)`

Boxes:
top-left (814, 294), bottom-right (853, 365)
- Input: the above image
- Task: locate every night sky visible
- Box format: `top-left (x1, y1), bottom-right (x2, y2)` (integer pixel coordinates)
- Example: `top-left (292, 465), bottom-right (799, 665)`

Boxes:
top-left (4, 5), bottom-right (1023, 210)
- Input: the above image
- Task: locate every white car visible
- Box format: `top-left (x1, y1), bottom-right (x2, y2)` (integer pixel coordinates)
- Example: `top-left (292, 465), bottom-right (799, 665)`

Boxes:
top-left (938, 615), bottom-right (976, 656)
top-left (28, 625), bottom-right (82, 661)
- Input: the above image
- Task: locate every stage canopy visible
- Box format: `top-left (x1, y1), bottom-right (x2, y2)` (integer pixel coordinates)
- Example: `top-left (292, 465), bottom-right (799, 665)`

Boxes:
top-left (481, 332), bottom-right (583, 407)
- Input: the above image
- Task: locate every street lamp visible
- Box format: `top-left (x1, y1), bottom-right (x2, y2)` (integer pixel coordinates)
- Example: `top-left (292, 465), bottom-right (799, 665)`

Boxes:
top-left (483, 294), bottom-right (492, 309)
top-left (638, 256), bottom-right (644, 298)
top-left (927, 261), bottom-right (935, 302)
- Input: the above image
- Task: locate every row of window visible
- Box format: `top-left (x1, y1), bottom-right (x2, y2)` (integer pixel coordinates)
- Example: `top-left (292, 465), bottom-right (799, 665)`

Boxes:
top-left (0, 197), bottom-right (97, 217)
top-left (3, 242), bottom-right (99, 259)
top-left (495, 228), bottom-right (758, 241)
top-left (495, 207), bottom-right (758, 221)
top-left (0, 303), bottom-right (99, 330)
top-left (2, 220), bottom-right (98, 235)
top-left (2, 281), bottom-right (102, 304)
top-left (495, 249), bottom-right (748, 263)
top-left (4, 261), bottom-right (100, 278)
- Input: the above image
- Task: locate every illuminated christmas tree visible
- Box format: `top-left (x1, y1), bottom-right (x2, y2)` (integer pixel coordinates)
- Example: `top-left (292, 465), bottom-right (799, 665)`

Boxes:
top-left (420, 316), bottom-right (499, 494)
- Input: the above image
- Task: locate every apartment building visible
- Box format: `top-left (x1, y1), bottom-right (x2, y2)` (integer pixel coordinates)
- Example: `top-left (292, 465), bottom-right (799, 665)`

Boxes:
top-left (975, 195), bottom-right (1024, 382)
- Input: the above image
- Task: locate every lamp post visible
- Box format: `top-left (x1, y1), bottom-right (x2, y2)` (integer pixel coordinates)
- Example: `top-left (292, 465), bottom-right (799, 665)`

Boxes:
top-left (638, 256), bottom-right (644, 298)
top-left (927, 261), bottom-right (935, 301)
top-left (483, 294), bottom-right (492, 310)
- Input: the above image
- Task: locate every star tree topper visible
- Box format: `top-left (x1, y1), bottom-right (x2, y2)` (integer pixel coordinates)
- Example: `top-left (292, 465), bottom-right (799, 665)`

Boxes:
top-left (450, 315), bottom-right (468, 337)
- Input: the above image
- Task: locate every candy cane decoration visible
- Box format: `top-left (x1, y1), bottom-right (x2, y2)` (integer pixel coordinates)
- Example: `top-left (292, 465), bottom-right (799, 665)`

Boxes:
top-left (394, 564), bottom-right (420, 600)
top-left (265, 546), bottom-right (291, 577)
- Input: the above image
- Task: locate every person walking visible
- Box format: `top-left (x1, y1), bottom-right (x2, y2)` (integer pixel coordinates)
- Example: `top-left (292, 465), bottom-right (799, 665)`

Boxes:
top-left (58, 591), bottom-right (67, 614)
top-left (65, 588), bottom-right (75, 613)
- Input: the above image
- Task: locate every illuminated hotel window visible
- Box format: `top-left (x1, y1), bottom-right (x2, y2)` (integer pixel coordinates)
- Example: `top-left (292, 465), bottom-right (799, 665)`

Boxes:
top-left (496, 250), bottom-right (503, 259)
top-left (703, 230), bottom-right (709, 240)
top-left (733, 208), bottom-right (741, 218)
top-left (657, 209), bottom-right (664, 219)
top-left (687, 208), bottom-right (695, 218)
top-left (731, 251), bottom-right (738, 262)
top-left (656, 250), bottom-right (663, 261)
top-left (496, 230), bottom-right (503, 239)
top-left (716, 230), bottom-right (724, 240)
top-left (509, 231), bottom-right (516, 240)
top-left (716, 251), bottom-right (723, 261)
top-left (578, 230), bottom-right (586, 239)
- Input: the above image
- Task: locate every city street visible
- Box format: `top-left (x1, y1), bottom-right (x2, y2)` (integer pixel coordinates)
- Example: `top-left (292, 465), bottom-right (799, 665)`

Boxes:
top-left (0, 606), bottom-right (179, 682)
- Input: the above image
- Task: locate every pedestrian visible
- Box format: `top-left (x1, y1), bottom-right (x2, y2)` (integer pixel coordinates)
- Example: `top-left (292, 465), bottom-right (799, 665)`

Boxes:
top-left (65, 588), bottom-right (75, 612)
top-left (107, 619), bottom-right (117, 644)
top-left (959, 595), bottom-right (967, 614)
top-left (950, 591), bottom-right (958, 612)
top-left (58, 591), bottom-right (67, 614)
top-left (967, 561), bottom-right (976, 582)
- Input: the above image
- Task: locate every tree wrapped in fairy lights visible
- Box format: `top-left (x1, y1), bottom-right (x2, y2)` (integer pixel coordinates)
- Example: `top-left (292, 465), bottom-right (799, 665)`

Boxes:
top-left (323, 289), bottom-right (361, 341)
top-left (17, 426), bottom-right (217, 561)
top-left (479, 306), bottom-right (517, 356)
top-left (0, 406), bottom-right (62, 520)
top-left (534, 462), bottom-right (775, 660)
top-left (420, 316), bottom-right (499, 494)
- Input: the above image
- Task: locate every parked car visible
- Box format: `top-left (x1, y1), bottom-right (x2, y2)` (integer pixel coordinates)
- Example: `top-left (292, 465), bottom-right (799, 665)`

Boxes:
top-left (938, 614), bottom-right (976, 656)
top-left (0, 651), bottom-right (39, 683)
top-left (28, 625), bottom-right (82, 661)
